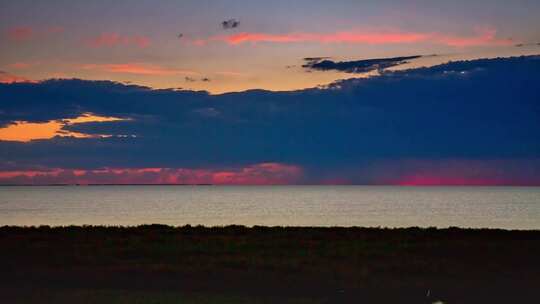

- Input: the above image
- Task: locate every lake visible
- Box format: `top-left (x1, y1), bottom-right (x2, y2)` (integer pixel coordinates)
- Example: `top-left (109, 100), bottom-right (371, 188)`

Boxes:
top-left (0, 185), bottom-right (539, 229)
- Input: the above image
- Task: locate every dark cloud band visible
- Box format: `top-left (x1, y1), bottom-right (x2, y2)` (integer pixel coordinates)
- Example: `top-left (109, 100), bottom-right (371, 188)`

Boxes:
top-left (1, 56), bottom-right (539, 184)
top-left (302, 55), bottom-right (423, 73)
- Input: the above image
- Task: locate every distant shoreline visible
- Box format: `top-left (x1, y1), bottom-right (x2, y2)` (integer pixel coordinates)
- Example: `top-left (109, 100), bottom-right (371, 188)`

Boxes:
top-left (1, 224), bottom-right (539, 232)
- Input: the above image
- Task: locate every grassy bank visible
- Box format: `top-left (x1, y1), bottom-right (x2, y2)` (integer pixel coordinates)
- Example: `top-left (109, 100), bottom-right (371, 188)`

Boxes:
top-left (1, 225), bottom-right (539, 303)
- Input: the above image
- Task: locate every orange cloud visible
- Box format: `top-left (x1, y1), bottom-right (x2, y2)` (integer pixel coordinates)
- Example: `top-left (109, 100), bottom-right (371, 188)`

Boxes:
top-left (205, 28), bottom-right (513, 47)
top-left (0, 113), bottom-right (127, 142)
top-left (82, 63), bottom-right (198, 76)
top-left (86, 33), bottom-right (151, 48)
top-left (0, 163), bottom-right (304, 185)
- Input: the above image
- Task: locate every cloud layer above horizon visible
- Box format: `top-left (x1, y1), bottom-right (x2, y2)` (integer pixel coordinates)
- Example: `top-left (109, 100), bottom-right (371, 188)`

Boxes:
top-left (1, 56), bottom-right (540, 185)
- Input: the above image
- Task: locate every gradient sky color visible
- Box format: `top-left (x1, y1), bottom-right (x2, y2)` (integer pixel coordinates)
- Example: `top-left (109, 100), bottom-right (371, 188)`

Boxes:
top-left (1, 1), bottom-right (540, 185)
top-left (2, 0), bottom-right (540, 93)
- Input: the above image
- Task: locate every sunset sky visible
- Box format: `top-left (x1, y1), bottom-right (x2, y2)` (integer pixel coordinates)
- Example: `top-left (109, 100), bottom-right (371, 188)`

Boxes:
top-left (1, 0), bottom-right (540, 185)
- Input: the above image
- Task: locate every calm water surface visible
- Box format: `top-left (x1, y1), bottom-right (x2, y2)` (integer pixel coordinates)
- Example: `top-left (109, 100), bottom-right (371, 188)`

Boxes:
top-left (0, 186), bottom-right (539, 229)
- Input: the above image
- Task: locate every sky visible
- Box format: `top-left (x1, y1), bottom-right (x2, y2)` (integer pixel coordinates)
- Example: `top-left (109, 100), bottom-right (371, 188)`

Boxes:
top-left (1, 0), bottom-right (540, 185)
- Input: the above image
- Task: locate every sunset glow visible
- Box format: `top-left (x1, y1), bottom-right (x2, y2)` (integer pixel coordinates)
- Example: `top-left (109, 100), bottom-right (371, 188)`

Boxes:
top-left (0, 114), bottom-right (126, 142)
top-left (210, 28), bottom-right (513, 47)
top-left (0, 163), bottom-right (303, 185)
top-left (1, 0), bottom-right (539, 185)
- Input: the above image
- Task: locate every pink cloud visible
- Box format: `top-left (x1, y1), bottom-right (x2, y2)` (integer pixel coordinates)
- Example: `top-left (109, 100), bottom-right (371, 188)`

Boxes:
top-left (81, 63), bottom-right (198, 76)
top-left (86, 33), bottom-right (151, 48)
top-left (222, 31), bottom-right (428, 45)
top-left (430, 28), bottom-right (512, 47)
top-left (0, 163), bottom-right (304, 185)
top-left (1, 160), bottom-right (539, 186)
top-left (203, 28), bottom-right (513, 47)
top-left (5, 26), bottom-right (64, 42)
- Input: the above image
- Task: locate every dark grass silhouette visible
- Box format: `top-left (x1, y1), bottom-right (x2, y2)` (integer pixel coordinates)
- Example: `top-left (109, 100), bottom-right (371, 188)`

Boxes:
top-left (1, 225), bottom-right (539, 303)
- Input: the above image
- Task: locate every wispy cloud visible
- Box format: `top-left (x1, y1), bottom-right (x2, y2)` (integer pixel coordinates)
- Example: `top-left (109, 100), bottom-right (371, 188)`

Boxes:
top-left (202, 27), bottom-right (513, 47)
top-left (302, 55), bottom-right (423, 73)
top-left (222, 31), bottom-right (427, 45)
top-left (430, 28), bottom-right (512, 47)
top-left (86, 33), bottom-right (151, 48)
top-left (81, 63), bottom-right (198, 76)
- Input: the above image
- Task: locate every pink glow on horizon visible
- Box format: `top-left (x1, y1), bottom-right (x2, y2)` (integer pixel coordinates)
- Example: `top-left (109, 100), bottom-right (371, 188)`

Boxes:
top-left (380, 159), bottom-right (540, 186)
top-left (205, 28), bottom-right (513, 47)
top-left (211, 163), bottom-right (303, 185)
top-left (396, 175), bottom-right (511, 186)
top-left (0, 163), bottom-right (304, 185)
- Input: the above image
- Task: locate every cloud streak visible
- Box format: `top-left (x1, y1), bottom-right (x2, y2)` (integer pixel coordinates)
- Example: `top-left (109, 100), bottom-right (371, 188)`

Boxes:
top-left (205, 28), bottom-right (512, 47)
top-left (0, 163), bottom-right (303, 185)
top-left (302, 55), bottom-right (423, 73)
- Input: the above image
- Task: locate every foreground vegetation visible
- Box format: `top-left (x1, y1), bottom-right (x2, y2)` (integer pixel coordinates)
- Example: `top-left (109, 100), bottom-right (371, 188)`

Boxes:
top-left (1, 225), bottom-right (539, 303)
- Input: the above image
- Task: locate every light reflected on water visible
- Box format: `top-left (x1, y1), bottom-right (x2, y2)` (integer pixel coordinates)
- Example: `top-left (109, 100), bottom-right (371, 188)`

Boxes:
top-left (0, 186), bottom-right (538, 228)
